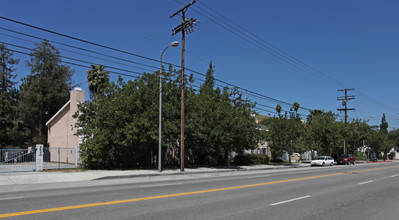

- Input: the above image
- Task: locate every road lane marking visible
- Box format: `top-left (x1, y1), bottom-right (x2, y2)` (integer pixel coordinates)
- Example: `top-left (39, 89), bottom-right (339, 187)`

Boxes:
top-left (270, 195), bottom-right (311, 206)
top-left (348, 166), bottom-right (399, 174)
top-left (1, 165), bottom-right (399, 218)
top-left (0, 197), bottom-right (23, 201)
top-left (139, 183), bottom-right (183, 188)
top-left (390, 174), bottom-right (398, 178)
top-left (358, 180), bottom-right (373, 185)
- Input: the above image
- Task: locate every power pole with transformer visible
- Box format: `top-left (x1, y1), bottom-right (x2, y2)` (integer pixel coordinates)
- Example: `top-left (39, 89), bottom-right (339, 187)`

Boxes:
top-left (337, 88), bottom-right (355, 155)
top-left (170, 0), bottom-right (198, 172)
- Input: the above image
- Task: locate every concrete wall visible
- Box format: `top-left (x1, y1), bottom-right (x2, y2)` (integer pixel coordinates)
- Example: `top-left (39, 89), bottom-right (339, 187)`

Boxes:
top-left (47, 88), bottom-right (85, 164)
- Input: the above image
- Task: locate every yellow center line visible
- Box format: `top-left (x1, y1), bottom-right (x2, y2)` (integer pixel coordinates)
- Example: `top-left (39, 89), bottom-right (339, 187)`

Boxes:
top-left (1, 165), bottom-right (398, 218)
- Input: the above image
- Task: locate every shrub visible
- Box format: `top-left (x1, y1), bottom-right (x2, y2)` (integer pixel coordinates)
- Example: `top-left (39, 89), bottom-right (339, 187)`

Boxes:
top-left (355, 151), bottom-right (365, 161)
top-left (233, 154), bottom-right (269, 165)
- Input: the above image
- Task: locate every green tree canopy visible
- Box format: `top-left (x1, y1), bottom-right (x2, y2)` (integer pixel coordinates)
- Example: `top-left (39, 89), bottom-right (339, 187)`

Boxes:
top-left (346, 119), bottom-right (372, 155)
top-left (388, 129), bottom-right (399, 150)
top-left (76, 63), bottom-right (260, 169)
top-left (0, 43), bottom-right (20, 146)
top-left (304, 110), bottom-right (342, 156)
top-left (18, 40), bottom-right (73, 144)
top-left (261, 103), bottom-right (304, 163)
top-left (380, 113), bottom-right (388, 135)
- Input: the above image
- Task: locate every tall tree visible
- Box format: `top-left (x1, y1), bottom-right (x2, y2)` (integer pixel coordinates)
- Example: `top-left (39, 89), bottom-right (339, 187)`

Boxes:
top-left (388, 129), bottom-right (399, 151)
top-left (346, 119), bottom-right (372, 155)
top-left (86, 64), bottom-right (110, 99)
top-left (378, 113), bottom-right (389, 159)
top-left (262, 103), bottom-right (304, 163)
top-left (304, 110), bottom-right (342, 156)
top-left (19, 40), bottom-right (73, 144)
top-left (380, 113), bottom-right (388, 135)
top-left (0, 43), bottom-right (19, 146)
top-left (368, 129), bottom-right (386, 160)
top-left (275, 104), bottom-right (282, 115)
top-left (202, 61), bottom-right (215, 91)
top-left (292, 102), bottom-right (300, 113)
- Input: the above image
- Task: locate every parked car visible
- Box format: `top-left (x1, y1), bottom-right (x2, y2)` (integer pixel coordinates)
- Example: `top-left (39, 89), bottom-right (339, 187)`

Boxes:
top-left (311, 156), bottom-right (334, 166)
top-left (336, 155), bottom-right (356, 165)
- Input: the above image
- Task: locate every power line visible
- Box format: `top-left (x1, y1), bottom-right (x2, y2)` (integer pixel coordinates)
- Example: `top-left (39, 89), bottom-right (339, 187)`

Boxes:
top-left (0, 32), bottom-right (156, 73)
top-left (192, 1), bottom-right (349, 89)
top-left (0, 17), bottom-right (314, 112)
top-left (3, 36), bottom-right (306, 115)
top-left (6, 48), bottom-right (140, 80)
top-left (186, 1), bottom-right (399, 115)
top-left (170, 0), bottom-right (198, 172)
top-left (125, 1), bottom-right (398, 118)
top-left (0, 16), bottom-right (162, 64)
top-left (185, 4), bottom-right (343, 88)
top-left (0, 24), bottom-right (298, 110)
top-left (6, 45), bottom-right (318, 119)
top-left (0, 27), bottom-right (160, 71)
top-left (1, 41), bottom-right (145, 77)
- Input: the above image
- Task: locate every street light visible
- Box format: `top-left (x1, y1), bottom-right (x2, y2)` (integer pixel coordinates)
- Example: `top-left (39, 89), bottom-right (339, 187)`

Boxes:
top-left (159, 41), bottom-right (179, 172)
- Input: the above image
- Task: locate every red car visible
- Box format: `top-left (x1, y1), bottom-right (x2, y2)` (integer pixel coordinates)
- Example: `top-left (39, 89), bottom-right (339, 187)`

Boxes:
top-left (337, 155), bottom-right (356, 165)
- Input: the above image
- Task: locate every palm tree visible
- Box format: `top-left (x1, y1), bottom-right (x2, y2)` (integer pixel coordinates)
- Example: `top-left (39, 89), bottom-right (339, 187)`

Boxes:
top-left (293, 102), bottom-right (300, 113)
top-left (86, 64), bottom-right (109, 99)
top-left (276, 104), bottom-right (282, 115)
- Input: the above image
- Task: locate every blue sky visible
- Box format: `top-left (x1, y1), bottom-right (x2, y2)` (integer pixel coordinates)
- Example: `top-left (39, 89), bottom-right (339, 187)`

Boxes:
top-left (1, 0), bottom-right (398, 129)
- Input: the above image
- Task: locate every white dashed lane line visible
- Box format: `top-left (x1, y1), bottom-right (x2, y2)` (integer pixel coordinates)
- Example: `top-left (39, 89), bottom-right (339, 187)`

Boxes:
top-left (0, 197), bottom-right (24, 201)
top-left (358, 180), bottom-right (373, 185)
top-left (270, 195), bottom-right (311, 206)
top-left (390, 174), bottom-right (398, 178)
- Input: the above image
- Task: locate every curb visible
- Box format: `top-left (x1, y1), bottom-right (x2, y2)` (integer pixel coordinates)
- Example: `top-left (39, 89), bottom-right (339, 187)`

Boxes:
top-left (94, 164), bottom-right (309, 181)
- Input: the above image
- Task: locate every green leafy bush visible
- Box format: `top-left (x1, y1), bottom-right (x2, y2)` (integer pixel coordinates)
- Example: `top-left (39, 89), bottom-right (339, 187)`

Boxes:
top-left (355, 151), bottom-right (365, 161)
top-left (233, 154), bottom-right (269, 165)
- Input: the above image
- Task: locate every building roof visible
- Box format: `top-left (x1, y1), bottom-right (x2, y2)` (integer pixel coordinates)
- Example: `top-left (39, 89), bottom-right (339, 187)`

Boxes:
top-left (45, 100), bottom-right (71, 126)
top-left (256, 115), bottom-right (270, 123)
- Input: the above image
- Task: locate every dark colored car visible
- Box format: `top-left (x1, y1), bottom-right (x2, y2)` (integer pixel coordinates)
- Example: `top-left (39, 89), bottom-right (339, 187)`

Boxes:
top-left (337, 155), bottom-right (356, 165)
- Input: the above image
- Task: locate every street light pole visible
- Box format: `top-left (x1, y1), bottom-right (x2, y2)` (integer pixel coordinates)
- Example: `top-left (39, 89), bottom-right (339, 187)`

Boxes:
top-left (159, 41), bottom-right (179, 173)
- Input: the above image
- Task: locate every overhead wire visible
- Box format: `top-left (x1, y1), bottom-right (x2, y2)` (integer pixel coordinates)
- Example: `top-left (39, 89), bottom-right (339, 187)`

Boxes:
top-left (5, 48), bottom-right (141, 80)
top-left (192, 1), bottom-right (399, 114)
top-left (172, 0), bottom-right (386, 119)
top-left (1, 41), bottom-right (145, 77)
top-left (0, 32), bottom-right (156, 73)
top-left (4, 42), bottom-right (311, 117)
top-left (174, 0), bottom-right (345, 88)
top-left (0, 26), bottom-right (160, 70)
top-left (195, 1), bottom-right (350, 88)
top-left (0, 16), bottom-right (314, 112)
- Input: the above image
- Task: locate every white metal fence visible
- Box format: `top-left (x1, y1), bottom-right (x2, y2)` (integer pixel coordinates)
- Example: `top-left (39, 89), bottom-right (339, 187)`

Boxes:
top-left (0, 148), bottom-right (36, 172)
top-left (0, 146), bottom-right (79, 173)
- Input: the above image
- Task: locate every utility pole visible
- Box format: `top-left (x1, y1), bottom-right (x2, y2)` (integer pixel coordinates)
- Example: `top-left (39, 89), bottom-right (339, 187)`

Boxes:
top-left (171, 0), bottom-right (198, 172)
top-left (337, 88), bottom-right (355, 155)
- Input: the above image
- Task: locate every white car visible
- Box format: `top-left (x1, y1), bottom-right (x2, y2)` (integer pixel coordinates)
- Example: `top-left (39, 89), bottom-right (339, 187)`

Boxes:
top-left (311, 156), bottom-right (334, 166)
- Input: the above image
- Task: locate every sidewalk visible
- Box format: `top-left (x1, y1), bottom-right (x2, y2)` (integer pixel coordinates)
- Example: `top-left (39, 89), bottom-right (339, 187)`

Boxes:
top-left (0, 163), bottom-right (311, 186)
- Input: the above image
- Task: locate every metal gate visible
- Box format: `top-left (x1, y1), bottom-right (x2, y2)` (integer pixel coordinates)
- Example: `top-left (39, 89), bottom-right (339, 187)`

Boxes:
top-left (43, 147), bottom-right (78, 170)
top-left (0, 148), bottom-right (36, 172)
top-left (0, 146), bottom-right (79, 173)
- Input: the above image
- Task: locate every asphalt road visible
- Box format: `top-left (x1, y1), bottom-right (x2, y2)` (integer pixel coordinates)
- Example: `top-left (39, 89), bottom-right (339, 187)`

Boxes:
top-left (1, 163), bottom-right (398, 220)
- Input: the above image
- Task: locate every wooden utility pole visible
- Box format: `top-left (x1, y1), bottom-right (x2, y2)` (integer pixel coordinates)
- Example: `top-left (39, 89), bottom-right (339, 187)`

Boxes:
top-left (171, 0), bottom-right (197, 172)
top-left (337, 88), bottom-right (355, 155)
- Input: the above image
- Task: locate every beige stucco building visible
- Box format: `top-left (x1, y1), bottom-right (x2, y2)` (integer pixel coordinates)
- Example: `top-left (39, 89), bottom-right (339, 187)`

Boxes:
top-left (46, 88), bottom-right (85, 164)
